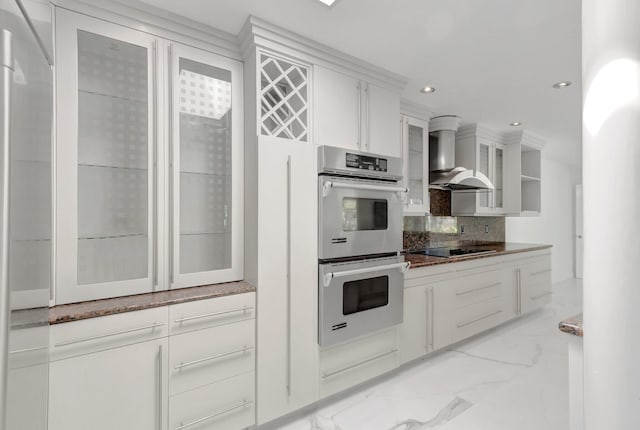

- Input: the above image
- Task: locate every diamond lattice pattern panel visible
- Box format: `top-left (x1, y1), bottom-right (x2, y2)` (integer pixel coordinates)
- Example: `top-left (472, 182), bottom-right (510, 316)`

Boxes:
top-left (260, 54), bottom-right (309, 142)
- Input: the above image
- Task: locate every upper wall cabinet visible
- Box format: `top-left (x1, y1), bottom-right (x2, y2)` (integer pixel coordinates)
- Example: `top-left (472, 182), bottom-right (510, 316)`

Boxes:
top-left (503, 130), bottom-right (545, 216)
top-left (55, 9), bottom-right (243, 304)
top-left (451, 124), bottom-right (544, 217)
top-left (401, 115), bottom-right (430, 214)
top-left (168, 42), bottom-right (244, 289)
top-left (314, 66), bottom-right (401, 157)
top-left (56, 10), bottom-right (158, 303)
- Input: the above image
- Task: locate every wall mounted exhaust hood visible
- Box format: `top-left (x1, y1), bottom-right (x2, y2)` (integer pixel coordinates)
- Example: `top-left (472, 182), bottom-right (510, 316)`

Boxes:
top-left (428, 116), bottom-right (493, 190)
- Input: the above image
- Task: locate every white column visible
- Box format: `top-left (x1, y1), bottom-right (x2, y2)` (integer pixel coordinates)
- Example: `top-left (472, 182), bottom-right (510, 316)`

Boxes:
top-left (582, 0), bottom-right (640, 428)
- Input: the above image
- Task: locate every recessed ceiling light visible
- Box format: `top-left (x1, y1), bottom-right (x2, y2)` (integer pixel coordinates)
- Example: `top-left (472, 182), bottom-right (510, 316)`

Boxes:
top-left (420, 86), bottom-right (436, 94)
top-left (316, 0), bottom-right (338, 6)
top-left (509, 122), bottom-right (522, 126)
top-left (553, 81), bottom-right (572, 89)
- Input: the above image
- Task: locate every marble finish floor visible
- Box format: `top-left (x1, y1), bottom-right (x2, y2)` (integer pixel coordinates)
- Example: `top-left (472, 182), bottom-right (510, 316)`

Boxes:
top-left (271, 278), bottom-right (583, 430)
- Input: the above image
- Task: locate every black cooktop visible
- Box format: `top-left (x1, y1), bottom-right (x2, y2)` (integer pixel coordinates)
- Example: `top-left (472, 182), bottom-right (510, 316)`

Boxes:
top-left (410, 247), bottom-right (497, 258)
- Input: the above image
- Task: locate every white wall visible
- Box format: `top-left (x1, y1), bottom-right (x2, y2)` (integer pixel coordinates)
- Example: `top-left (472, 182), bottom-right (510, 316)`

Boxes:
top-left (506, 157), bottom-right (580, 283)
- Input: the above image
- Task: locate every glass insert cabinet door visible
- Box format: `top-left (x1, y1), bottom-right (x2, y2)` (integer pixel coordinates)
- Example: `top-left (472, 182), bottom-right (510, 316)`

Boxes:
top-left (55, 10), bottom-right (157, 303)
top-left (169, 43), bottom-right (243, 289)
top-left (477, 139), bottom-right (491, 211)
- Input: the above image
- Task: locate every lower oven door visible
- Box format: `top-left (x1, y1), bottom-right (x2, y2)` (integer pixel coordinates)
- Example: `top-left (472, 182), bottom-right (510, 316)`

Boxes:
top-left (319, 256), bottom-right (408, 347)
top-left (318, 176), bottom-right (405, 260)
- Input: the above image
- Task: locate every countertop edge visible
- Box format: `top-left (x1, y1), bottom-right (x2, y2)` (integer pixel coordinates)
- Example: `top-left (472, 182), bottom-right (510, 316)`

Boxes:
top-left (49, 281), bottom-right (256, 325)
top-left (406, 243), bottom-right (553, 269)
top-left (559, 313), bottom-right (583, 337)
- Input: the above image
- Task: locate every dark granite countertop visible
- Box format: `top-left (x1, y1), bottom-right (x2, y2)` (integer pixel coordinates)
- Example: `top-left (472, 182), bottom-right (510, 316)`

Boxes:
top-left (559, 313), bottom-right (583, 337)
top-left (49, 281), bottom-right (255, 325)
top-left (405, 242), bottom-right (552, 269)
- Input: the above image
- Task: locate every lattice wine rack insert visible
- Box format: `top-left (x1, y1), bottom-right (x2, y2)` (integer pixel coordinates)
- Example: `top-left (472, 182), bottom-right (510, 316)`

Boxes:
top-left (260, 54), bottom-right (309, 142)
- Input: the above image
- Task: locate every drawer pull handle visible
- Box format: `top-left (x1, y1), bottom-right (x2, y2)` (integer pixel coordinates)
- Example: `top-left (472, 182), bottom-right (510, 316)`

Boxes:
top-left (174, 346), bottom-right (253, 370)
top-left (456, 282), bottom-right (501, 296)
top-left (55, 323), bottom-right (165, 348)
top-left (9, 345), bottom-right (48, 355)
top-left (175, 399), bottom-right (253, 430)
top-left (531, 269), bottom-right (551, 276)
top-left (322, 348), bottom-right (397, 379)
top-left (174, 307), bottom-right (253, 324)
top-left (456, 310), bottom-right (502, 328)
top-left (531, 291), bottom-right (552, 301)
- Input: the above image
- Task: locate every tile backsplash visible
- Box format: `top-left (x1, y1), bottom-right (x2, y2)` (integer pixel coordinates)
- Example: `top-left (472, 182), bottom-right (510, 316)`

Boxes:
top-left (403, 215), bottom-right (505, 251)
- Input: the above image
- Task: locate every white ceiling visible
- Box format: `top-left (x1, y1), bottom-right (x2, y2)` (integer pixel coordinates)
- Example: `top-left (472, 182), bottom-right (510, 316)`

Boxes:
top-left (140, 0), bottom-right (582, 165)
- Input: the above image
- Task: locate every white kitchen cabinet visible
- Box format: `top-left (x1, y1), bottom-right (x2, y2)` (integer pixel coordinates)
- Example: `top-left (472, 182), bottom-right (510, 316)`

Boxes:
top-left (401, 116), bottom-right (430, 214)
top-left (254, 136), bottom-right (319, 425)
top-left (55, 9), bottom-right (158, 303)
top-left (314, 65), bottom-right (360, 150)
top-left (504, 130), bottom-right (545, 216)
top-left (519, 254), bottom-right (552, 314)
top-left (398, 283), bottom-right (430, 364)
top-left (168, 293), bottom-right (256, 430)
top-left (48, 308), bottom-right (169, 430)
top-left (367, 83), bottom-right (401, 157)
top-left (314, 65), bottom-right (401, 157)
top-left (168, 41), bottom-right (244, 290)
top-left (55, 9), bottom-right (244, 304)
top-left (451, 124), bottom-right (518, 216)
top-left (319, 328), bottom-right (397, 398)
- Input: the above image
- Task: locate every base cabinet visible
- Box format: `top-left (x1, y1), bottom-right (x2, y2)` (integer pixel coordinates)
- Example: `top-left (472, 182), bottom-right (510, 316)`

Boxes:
top-left (49, 338), bottom-right (169, 430)
top-left (399, 250), bottom-right (551, 365)
top-left (519, 254), bottom-right (552, 314)
top-left (319, 328), bottom-right (398, 398)
top-left (48, 294), bottom-right (257, 430)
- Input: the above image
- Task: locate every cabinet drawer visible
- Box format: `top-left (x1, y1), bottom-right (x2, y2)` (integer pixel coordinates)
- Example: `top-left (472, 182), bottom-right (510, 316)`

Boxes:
top-left (523, 255), bottom-right (551, 282)
top-left (450, 270), bottom-right (503, 309)
top-left (50, 307), bottom-right (168, 361)
top-left (523, 281), bottom-right (553, 312)
top-left (453, 297), bottom-right (506, 342)
top-left (169, 293), bottom-right (255, 335)
top-left (169, 318), bottom-right (255, 395)
top-left (320, 328), bottom-right (397, 399)
top-left (169, 372), bottom-right (255, 430)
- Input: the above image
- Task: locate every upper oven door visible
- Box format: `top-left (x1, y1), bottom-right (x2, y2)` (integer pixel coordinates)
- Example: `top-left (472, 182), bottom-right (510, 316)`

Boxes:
top-left (318, 176), bottom-right (405, 260)
top-left (319, 256), bottom-right (407, 347)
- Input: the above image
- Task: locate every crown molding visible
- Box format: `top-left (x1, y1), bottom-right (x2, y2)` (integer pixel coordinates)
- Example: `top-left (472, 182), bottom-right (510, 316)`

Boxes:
top-left (456, 123), bottom-right (505, 142)
top-left (52, 0), bottom-right (242, 60)
top-left (400, 99), bottom-right (433, 121)
top-left (239, 15), bottom-right (408, 91)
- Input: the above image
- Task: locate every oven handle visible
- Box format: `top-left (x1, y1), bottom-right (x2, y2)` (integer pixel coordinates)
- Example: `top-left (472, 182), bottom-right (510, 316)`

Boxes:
top-left (323, 261), bottom-right (410, 287)
top-left (322, 180), bottom-right (409, 198)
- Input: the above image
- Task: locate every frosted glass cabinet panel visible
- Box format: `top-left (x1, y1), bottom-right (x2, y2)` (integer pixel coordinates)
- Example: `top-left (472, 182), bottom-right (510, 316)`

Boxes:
top-left (401, 116), bottom-right (430, 214)
top-left (56, 10), bottom-right (156, 303)
top-left (170, 43), bottom-right (243, 289)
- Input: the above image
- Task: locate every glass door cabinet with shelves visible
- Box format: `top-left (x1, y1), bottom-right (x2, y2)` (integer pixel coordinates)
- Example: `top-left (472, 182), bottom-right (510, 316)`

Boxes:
top-left (55, 10), bottom-right (243, 304)
top-left (169, 43), bottom-right (243, 289)
top-left (55, 10), bottom-right (157, 303)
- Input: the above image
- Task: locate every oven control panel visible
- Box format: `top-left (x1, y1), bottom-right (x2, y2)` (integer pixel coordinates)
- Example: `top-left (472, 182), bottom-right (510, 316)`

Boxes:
top-left (345, 153), bottom-right (387, 172)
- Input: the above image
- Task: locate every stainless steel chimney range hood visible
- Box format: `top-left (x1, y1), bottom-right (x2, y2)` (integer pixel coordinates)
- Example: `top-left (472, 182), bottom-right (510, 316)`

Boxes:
top-left (428, 116), bottom-right (494, 191)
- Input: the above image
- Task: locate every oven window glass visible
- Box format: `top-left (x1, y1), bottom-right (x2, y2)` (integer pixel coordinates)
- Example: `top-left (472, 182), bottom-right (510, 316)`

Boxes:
top-left (343, 276), bottom-right (389, 315)
top-left (342, 198), bottom-right (388, 231)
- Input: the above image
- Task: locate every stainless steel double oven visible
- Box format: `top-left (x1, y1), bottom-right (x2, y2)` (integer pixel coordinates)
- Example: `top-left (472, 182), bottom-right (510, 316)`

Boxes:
top-left (318, 146), bottom-right (409, 347)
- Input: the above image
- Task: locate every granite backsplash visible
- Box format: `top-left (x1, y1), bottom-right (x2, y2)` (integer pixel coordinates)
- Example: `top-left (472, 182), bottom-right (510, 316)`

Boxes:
top-left (403, 215), bottom-right (505, 251)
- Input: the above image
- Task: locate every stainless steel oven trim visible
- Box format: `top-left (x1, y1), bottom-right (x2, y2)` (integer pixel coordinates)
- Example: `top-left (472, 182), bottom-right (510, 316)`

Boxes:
top-left (322, 261), bottom-right (409, 287)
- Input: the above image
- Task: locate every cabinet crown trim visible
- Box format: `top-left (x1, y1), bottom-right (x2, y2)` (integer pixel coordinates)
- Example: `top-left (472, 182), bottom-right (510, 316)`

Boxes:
top-left (53, 0), bottom-right (242, 59)
top-left (400, 99), bottom-right (434, 121)
top-left (239, 15), bottom-right (408, 91)
top-left (503, 130), bottom-right (546, 149)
